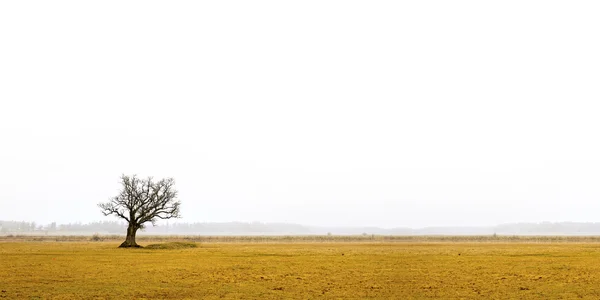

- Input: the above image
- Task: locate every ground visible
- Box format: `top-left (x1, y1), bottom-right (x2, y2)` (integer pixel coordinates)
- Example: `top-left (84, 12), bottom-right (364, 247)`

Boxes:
top-left (2, 239), bottom-right (600, 299)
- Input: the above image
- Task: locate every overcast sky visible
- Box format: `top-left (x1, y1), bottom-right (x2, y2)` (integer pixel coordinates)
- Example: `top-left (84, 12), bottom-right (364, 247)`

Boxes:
top-left (1, 1), bottom-right (599, 228)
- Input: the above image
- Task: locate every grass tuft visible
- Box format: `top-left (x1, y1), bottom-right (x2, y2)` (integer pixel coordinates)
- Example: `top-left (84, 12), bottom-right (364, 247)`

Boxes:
top-left (144, 242), bottom-right (198, 249)
top-left (90, 233), bottom-right (103, 242)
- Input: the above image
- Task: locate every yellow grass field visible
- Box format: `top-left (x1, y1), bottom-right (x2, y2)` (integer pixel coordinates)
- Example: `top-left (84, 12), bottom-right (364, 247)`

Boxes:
top-left (3, 240), bottom-right (600, 299)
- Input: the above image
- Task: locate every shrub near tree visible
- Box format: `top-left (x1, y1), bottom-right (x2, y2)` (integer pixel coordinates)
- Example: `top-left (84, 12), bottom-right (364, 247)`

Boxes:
top-left (99, 174), bottom-right (181, 248)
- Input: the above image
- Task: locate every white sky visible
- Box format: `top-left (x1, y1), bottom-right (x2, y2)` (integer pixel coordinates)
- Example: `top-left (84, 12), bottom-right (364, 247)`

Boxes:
top-left (1, 1), bottom-right (599, 228)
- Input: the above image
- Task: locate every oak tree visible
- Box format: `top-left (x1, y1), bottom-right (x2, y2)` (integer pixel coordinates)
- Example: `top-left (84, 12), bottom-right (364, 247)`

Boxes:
top-left (99, 174), bottom-right (181, 247)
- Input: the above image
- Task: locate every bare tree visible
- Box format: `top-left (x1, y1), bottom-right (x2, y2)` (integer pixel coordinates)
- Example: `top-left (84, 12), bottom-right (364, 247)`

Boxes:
top-left (99, 174), bottom-right (181, 247)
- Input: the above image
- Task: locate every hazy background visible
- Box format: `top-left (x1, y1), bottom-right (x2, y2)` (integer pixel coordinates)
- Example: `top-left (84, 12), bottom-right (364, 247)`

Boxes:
top-left (1, 1), bottom-right (599, 229)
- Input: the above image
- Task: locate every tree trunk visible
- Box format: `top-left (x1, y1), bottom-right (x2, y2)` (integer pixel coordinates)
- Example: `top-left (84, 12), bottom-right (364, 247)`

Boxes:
top-left (119, 224), bottom-right (141, 248)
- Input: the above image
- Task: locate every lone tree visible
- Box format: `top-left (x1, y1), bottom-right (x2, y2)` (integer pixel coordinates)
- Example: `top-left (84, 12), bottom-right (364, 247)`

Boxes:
top-left (99, 174), bottom-right (181, 247)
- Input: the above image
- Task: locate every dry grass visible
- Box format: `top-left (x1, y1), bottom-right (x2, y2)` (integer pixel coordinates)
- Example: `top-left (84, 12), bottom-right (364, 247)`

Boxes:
top-left (144, 242), bottom-right (198, 250)
top-left (6, 234), bottom-right (600, 243)
top-left (3, 240), bottom-right (600, 298)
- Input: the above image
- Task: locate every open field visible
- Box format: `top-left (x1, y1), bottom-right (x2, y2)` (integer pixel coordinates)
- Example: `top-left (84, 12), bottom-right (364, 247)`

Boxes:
top-left (7, 234), bottom-right (600, 243)
top-left (3, 240), bottom-right (600, 299)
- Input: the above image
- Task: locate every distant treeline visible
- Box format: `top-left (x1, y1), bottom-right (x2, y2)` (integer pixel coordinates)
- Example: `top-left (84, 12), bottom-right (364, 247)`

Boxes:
top-left (3, 220), bottom-right (600, 236)
top-left (0, 220), bottom-right (313, 235)
top-left (0, 220), bottom-right (125, 234)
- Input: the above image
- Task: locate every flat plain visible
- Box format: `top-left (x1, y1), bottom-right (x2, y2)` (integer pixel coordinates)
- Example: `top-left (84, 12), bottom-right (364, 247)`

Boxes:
top-left (3, 238), bottom-right (600, 299)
